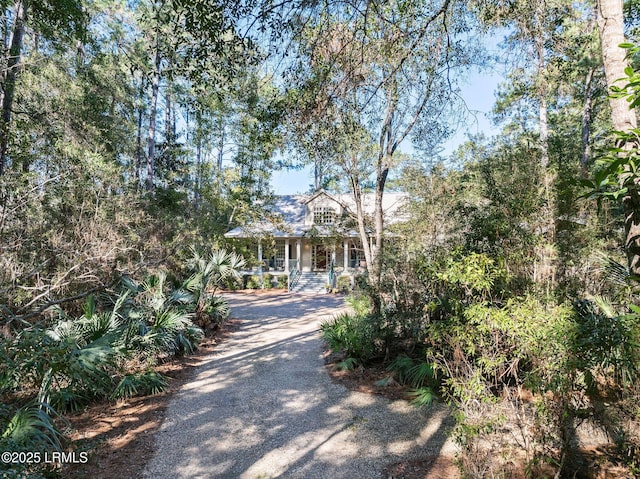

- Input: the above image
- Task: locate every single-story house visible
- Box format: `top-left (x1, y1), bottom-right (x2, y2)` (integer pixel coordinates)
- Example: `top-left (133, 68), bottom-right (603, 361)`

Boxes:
top-left (224, 189), bottom-right (408, 292)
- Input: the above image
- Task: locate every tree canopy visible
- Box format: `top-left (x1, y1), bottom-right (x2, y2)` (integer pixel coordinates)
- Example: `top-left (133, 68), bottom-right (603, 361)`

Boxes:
top-left (4, 0), bottom-right (640, 477)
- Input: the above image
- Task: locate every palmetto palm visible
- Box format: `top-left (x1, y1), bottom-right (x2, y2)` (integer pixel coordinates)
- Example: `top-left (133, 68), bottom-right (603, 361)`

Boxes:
top-left (123, 271), bottom-right (203, 357)
top-left (184, 248), bottom-right (244, 328)
top-left (38, 293), bottom-right (130, 411)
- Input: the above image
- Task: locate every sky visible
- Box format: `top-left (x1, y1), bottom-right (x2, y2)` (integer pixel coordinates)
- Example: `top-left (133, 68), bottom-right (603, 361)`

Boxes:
top-left (270, 68), bottom-right (505, 195)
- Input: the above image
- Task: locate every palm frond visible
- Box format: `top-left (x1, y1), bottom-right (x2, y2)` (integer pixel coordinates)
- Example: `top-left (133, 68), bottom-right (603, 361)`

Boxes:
top-left (82, 294), bottom-right (97, 319)
top-left (2, 403), bottom-right (63, 452)
top-left (596, 255), bottom-right (631, 288)
top-left (408, 386), bottom-right (436, 408)
top-left (407, 361), bottom-right (435, 388)
top-left (333, 357), bottom-right (359, 371)
top-left (387, 354), bottom-right (415, 383)
top-left (112, 371), bottom-right (168, 399)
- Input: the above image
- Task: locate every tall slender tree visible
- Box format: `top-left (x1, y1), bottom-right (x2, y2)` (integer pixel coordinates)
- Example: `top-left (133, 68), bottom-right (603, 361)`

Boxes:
top-left (290, 0), bottom-right (471, 303)
top-left (597, 0), bottom-right (640, 275)
top-left (0, 0), bottom-right (86, 175)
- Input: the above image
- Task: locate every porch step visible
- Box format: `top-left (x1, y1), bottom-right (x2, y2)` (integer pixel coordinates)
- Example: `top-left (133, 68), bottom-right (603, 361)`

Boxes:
top-left (290, 272), bottom-right (328, 294)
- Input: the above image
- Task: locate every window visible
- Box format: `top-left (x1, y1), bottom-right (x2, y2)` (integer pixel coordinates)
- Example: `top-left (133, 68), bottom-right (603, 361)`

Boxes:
top-left (350, 241), bottom-right (366, 268)
top-left (313, 206), bottom-right (336, 225)
top-left (267, 240), bottom-right (286, 270)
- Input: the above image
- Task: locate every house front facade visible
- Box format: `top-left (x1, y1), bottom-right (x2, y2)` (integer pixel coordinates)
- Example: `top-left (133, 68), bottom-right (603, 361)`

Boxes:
top-left (224, 189), bottom-right (407, 291)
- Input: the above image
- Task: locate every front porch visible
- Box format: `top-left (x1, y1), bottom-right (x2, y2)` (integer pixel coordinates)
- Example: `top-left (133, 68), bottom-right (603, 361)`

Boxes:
top-left (255, 237), bottom-right (368, 275)
top-left (235, 237), bottom-right (369, 292)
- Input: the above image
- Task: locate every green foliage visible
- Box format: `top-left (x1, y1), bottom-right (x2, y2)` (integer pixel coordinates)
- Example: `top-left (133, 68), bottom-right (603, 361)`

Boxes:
top-left (0, 257), bottom-right (217, 459)
top-left (320, 312), bottom-right (378, 362)
top-left (407, 387), bottom-right (436, 408)
top-left (437, 252), bottom-right (507, 300)
top-left (336, 275), bottom-right (352, 294)
top-left (345, 293), bottom-right (372, 317)
top-left (571, 297), bottom-right (640, 391)
top-left (203, 296), bottom-right (231, 329)
top-left (333, 357), bottom-right (359, 371)
top-left (245, 275), bottom-right (261, 290)
top-left (387, 355), bottom-right (435, 389)
top-left (580, 138), bottom-right (640, 204)
top-left (0, 402), bottom-right (64, 478)
top-left (1, 403), bottom-right (63, 452)
top-left (112, 371), bottom-right (168, 399)
top-left (276, 275), bottom-right (288, 289)
top-left (387, 354), bottom-right (437, 407)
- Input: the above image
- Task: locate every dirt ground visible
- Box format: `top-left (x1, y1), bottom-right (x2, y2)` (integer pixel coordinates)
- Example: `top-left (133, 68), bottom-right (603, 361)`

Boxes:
top-left (324, 358), bottom-right (459, 479)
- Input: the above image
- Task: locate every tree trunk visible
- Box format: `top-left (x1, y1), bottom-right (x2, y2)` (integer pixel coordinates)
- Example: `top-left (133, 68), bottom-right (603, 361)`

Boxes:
top-left (147, 43), bottom-right (161, 191)
top-left (135, 76), bottom-right (145, 189)
top-left (0, 0), bottom-right (28, 176)
top-left (372, 162), bottom-right (389, 286)
top-left (597, 0), bottom-right (637, 133)
top-left (165, 85), bottom-right (173, 142)
top-left (597, 0), bottom-right (640, 275)
top-left (217, 114), bottom-right (225, 171)
top-left (195, 138), bottom-right (202, 210)
top-left (350, 172), bottom-right (373, 272)
top-left (581, 67), bottom-right (595, 177)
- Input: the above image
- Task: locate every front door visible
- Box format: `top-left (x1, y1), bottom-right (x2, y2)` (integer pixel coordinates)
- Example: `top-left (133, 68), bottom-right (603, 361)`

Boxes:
top-left (312, 245), bottom-right (330, 271)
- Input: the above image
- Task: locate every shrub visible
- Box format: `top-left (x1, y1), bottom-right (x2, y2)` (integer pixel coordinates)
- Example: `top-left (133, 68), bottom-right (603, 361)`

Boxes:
top-left (224, 275), bottom-right (242, 291)
top-left (387, 354), bottom-right (437, 407)
top-left (345, 293), bottom-right (372, 316)
top-left (263, 273), bottom-right (274, 288)
top-left (276, 275), bottom-right (288, 289)
top-left (112, 371), bottom-right (168, 399)
top-left (203, 296), bottom-right (231, 329)
top-left (0, 402), bottom-right (64, 478)
top-left (320, 312), bottom-right (379, 362)
top-left (246, 275), bottom-right (261, 289)
top-left (337, 275), bottom-right (352, 294)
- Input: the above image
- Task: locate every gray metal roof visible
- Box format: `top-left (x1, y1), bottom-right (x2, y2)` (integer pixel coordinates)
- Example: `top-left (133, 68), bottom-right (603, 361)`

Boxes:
top-left (224, 191), bottom-right (408, 239)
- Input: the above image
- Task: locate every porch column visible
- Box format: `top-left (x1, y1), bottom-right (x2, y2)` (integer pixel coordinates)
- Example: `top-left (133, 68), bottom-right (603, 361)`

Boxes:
top-left (343, 238), bottom-right (349, 271)
top-left (284, 239), bottom-right (290, 273)
top-left (296, 240), bottom-right (301, 269)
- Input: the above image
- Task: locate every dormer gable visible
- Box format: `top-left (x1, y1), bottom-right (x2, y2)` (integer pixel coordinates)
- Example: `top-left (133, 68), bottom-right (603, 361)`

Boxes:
top-left (303, 189), bottom-right (347, 226)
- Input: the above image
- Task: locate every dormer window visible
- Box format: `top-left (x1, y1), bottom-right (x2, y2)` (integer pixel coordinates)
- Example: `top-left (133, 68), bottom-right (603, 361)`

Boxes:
top-left (313, 206), bottom-right (336, 225)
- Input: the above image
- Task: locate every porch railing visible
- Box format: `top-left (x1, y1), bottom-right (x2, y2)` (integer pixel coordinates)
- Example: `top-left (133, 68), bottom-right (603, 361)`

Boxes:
top-left (328, 259), bottom-right (336, 291)
top-left (288, 259), bottom-right (301, 292)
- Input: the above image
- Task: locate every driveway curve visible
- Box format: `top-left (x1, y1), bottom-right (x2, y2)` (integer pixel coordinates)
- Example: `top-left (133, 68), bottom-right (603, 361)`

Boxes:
top-left (143, 293), bottom-right (455, 479)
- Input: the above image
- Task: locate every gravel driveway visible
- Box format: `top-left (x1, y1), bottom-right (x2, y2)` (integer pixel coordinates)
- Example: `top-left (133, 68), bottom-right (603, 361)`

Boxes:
top-left (143, 293), bottom-right (455, 479)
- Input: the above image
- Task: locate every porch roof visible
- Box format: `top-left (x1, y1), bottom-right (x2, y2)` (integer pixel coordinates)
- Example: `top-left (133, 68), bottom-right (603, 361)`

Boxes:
top-left (224, 223), bottom-right (362, 239)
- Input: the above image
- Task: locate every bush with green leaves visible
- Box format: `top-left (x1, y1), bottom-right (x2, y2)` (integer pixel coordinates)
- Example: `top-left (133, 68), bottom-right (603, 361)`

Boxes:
top-left (386, 354), bottom-right (437, 407)
top-left (182, 248), bottom-right (244, 327)
top-left (0, 259), bottom-right (223, 468)
top-left (112, 370), bottom-right (168, 399)
top-left (336, 275), bottom-right (352, 294)
top-left (245, 274), bottom-right (261, 289)
top-left (421, 288), bottom-right (640, 477)
top-left (122, 273), bottom-right (204, 356)
top-left (421, 296), bottom-right (573, 476)
top-left (320, 311), bottom-right (380, 363)
top-left (276, 275), bottom-right (288, 289)
top-left (0, 403), bottom-right (65, 478)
